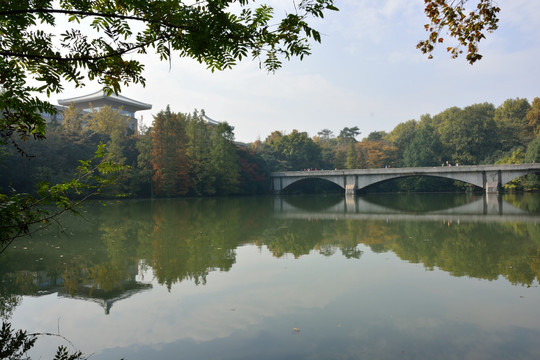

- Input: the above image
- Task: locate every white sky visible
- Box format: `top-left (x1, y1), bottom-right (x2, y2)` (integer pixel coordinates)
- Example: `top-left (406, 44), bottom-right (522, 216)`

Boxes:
top-left (50, 0), bottom-right (540, 143)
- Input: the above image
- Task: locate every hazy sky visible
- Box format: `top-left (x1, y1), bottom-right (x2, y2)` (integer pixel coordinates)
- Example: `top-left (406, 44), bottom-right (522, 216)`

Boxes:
top-left (51, 0), bottom-right (540, 143)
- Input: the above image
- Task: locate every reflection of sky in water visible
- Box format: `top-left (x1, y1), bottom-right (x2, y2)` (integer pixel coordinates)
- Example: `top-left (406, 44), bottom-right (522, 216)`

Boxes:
top-left (12, 244), bottom-right (540, 360)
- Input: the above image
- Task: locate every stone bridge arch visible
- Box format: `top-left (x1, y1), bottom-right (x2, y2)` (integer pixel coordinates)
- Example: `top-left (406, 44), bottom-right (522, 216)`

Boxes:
top-left (275, 175), bottom-right (347, 192)
top-left (271, 164), bottom-right (540, 195)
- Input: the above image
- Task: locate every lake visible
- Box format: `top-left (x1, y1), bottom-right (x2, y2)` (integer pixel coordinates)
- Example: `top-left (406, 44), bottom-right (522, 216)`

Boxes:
top-left (2, 193), bottom-right (540, 360)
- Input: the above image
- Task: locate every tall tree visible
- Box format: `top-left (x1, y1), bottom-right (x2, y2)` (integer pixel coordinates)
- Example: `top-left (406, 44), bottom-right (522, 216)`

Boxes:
top-left (526, 98), bottom-right (540, 137)
top-left (151, 108), bottom-right (190, 196)
top-left (366, 131), bottom-right (386, 142)
top-left (494, 98), bottom-right (532, 151)
top-left (260, 131), bottom-right (287, 171)
top-left (345, 141), bottom-right (367, 169)
top-left (337, 126), bottom-right (361, 146)
top-left (387, 119), bottom-right (417, 166)
top-left (61, 103), bottom-right (85, 135)
top-left (317, 129), bottom-right (335, 140)
top-left (358, 139), bottom-right (397, 168)
top-left (186, 111), bottom-right (216, 195)
top-left (345, 140), bottom-right (357, 169)
top-left (525, 136), bottom-right (540, 163)
top-left (260, 130), bottom-right (321, 171)
top-left (86, 105), bottom-right (130, 164)
top-left (524, 136), bottom-right (540, 189)
top-left (313, 129), bottom-right (337, 169)
top-left (134, 126), bottom-right (154, 197)
top-left (436, 103), bottom-right (497, 164)
top-left (210, 122), bottom-right (240, 195)
top-left (403, 124), bottom-right (443, 167)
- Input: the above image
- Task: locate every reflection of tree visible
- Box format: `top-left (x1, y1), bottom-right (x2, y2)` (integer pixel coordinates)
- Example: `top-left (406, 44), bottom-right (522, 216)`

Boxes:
top-left (260, 218), bottom-right (367, 259)
top-left (0, 294), bottom-right (21, 320)
top-left (362, 193), bottom-right (477, 213)
top-left (137, 199), bottom-right (247, 290)
top-left (261, 221), bottom-right (323, 258)
top-left (0, 274), bottom-right (23, 320)
top-left (260, 213), bottom-right (540, 286)
top-left (2, 196), bottom-right (540, 320)
top-left (369, 220), bottom-right (540, 286)
top-left (502, 194), bottom-right (540, 214)
top-left (0, 202), bottom-right (148, 314)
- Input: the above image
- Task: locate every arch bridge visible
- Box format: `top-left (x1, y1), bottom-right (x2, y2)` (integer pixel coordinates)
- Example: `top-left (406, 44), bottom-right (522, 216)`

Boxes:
top-left (270, 164), bottom-right (540, 195)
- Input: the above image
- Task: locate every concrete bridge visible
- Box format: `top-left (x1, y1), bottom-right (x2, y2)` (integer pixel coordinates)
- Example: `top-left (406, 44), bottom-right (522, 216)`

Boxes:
top-left (270, 164), bottom-right (540, 195)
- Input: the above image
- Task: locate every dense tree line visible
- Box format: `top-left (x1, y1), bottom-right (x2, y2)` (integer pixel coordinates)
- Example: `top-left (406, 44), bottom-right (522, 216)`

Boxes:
top-left (251, 97), bottom-right (540, 192)
top-left (2, 96), bottom-right (540, 197)
top-left (0, 106), bottom-right (269, 199)
top-left (146, 107), bottom-right (267, 196)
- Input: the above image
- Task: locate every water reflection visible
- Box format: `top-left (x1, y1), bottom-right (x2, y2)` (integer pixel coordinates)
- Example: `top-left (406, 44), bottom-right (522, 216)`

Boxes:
top-left (1, 194), bottom-right (540, 320)
top-left (275, 193), bottom-right (540, 219)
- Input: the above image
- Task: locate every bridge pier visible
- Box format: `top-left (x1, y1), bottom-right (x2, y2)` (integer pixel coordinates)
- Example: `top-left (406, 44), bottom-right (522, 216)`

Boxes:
top-left (271, 177), bottom-right (282, 194)
top-left (483, 171), bottom-right (501, 194)
top-left (345, 184), bottom-right (357, 196)
top-left (344, 175), bottom-right (357, 196)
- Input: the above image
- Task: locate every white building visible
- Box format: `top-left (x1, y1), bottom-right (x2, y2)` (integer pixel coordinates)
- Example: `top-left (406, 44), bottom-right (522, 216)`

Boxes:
top-left (57, 90), bottom-right (152, 131)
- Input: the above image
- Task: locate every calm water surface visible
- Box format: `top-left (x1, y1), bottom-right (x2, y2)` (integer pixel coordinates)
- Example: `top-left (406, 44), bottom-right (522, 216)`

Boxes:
top-left (2, 193), bottom-right (540, 360)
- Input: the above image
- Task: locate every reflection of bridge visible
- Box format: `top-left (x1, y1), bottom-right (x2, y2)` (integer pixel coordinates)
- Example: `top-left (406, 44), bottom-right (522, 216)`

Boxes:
top-left (273, 196), bottom-right (540, 224)
top-left (270, 164), bottom-right (540, 194)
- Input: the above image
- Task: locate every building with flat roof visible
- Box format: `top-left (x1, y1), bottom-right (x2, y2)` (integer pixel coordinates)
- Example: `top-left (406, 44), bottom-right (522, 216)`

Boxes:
top-left (57, 90), bottom-right (152, 131)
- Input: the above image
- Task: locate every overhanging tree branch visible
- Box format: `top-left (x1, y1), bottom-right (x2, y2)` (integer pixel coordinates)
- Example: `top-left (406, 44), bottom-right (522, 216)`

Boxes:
top-left (418, 0), bottom-right (500, 64)
top-left (0, 35), bottom-right (169, 62)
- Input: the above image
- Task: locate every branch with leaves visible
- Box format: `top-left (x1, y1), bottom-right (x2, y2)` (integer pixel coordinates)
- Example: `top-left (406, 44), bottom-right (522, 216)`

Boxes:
top-left (0, 321), bottom-right (86, 360)
top-left (417, 0), bottom-right (500, 64)
top-left (0, 143), bottom-right (126, 254)
top-left (0, 0), bottom-right (338, 149)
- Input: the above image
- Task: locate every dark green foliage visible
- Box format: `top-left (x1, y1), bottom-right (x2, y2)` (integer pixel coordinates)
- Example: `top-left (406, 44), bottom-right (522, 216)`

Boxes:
top-left (524, 136), bottom-right (540, 189)
top-left (259, 130), bottom-right (321, 171)
top-left (0, 321), bottom-right (36, 360)
top-left (366, 131), bottom-right (386, 141)
top-left (388, 119), bottom-right (417, 166)
top-left (151, 108), bottom-right (191, 196)
top-left (186, 113), bottom-right (215, 196)
top-left (0, 321), bottom-right (85, 360)
top-left (525, 136), bottom-right (540, 163)
top-left (237, 148), bottom-right (269, 195)
top-left (1, 143), bottom-right (125, 251)
top-left (337, 126), bottom-right (360, 146)
top-left (211, 123), bottom-right (241, 195)
top-left (53, 346), bottom-right (84, 360)
top-left (494, 98), bottom-right (532, 151)
top-left (403, 124), bottom-right (442, 167)
top-left (436, 103), bottom-right (498, 164)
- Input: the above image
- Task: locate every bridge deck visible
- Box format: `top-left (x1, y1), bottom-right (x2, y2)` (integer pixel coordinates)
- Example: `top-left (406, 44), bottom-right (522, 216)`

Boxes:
top-left (270, 164), bottom-right (540, 194)
top-left (270, 163), bottom-right (540, 177)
